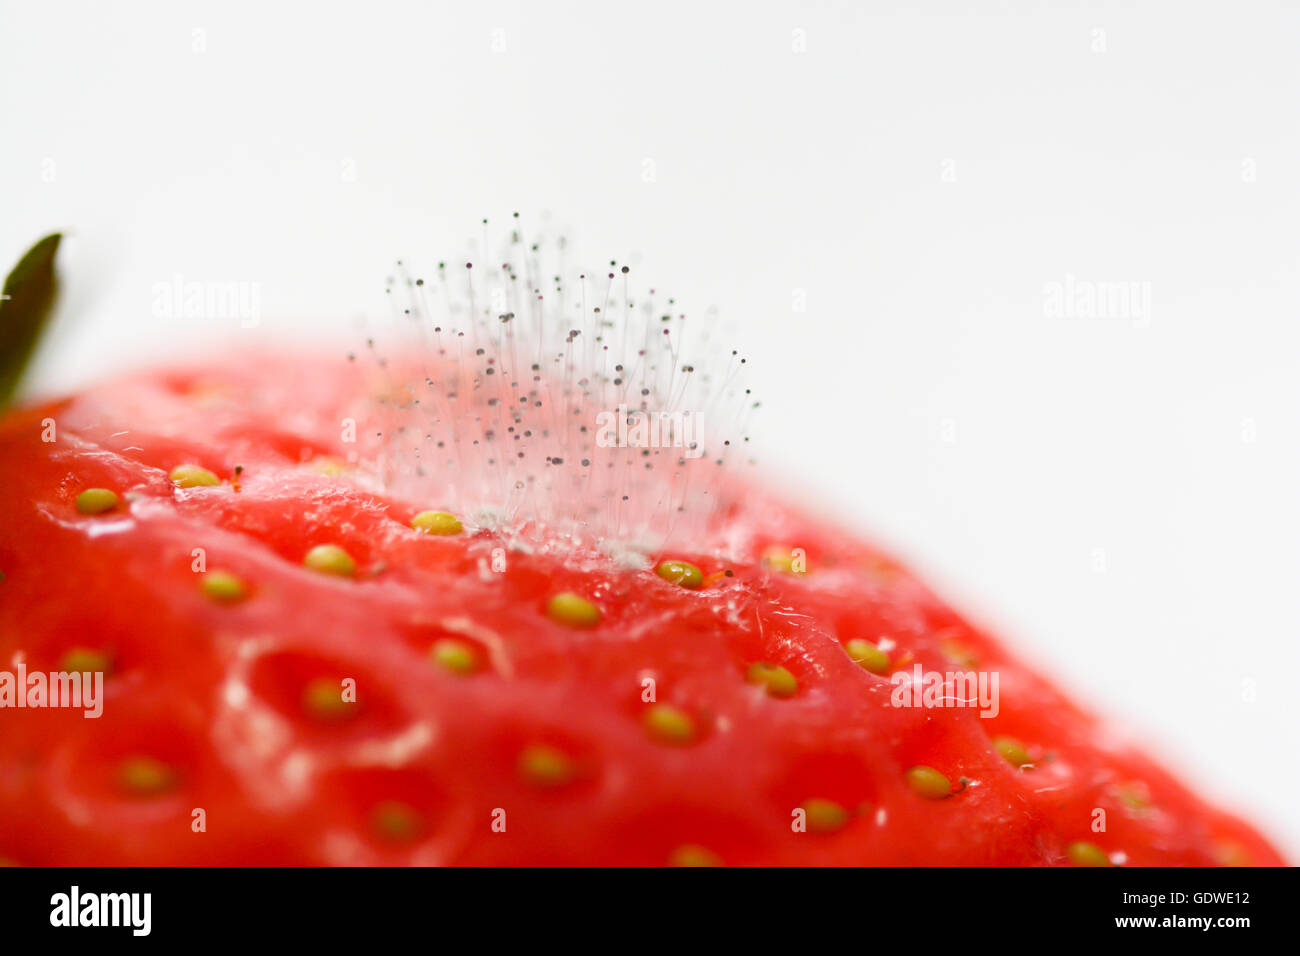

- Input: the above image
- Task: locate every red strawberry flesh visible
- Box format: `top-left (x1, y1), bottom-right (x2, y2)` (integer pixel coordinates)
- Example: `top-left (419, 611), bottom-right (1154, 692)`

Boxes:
top-left (0, 354), bottom-right (1284, 865)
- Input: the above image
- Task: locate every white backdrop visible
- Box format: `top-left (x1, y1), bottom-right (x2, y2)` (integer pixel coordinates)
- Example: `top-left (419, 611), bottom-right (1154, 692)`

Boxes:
top-left (3, 0), bottom-right (1297, 856)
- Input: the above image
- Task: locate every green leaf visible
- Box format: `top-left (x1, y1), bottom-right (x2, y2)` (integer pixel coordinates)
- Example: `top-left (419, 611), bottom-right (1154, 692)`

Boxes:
top-left (0, 233), bottom-right (62, 406)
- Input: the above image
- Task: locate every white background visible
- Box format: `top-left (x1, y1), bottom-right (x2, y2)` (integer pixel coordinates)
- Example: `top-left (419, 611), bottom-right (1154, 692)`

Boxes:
top-left (3, 0), bottom-right (1297, 857)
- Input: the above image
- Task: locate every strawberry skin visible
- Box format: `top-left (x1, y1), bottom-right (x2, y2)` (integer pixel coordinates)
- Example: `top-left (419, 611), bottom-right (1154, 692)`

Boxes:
top-left (0, 355), bottom-right (1284, 866)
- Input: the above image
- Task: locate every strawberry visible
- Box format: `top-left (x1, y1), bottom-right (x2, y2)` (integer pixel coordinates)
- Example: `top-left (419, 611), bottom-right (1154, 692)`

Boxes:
top-left (0, 230), bottom-right (1284, 867)
top-left (0, 349), bottom-right (1284, 866)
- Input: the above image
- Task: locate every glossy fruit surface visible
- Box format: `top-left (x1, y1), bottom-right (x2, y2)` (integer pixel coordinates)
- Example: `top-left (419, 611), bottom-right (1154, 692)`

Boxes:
top-left (0, 356), bottom-right (1284, 865)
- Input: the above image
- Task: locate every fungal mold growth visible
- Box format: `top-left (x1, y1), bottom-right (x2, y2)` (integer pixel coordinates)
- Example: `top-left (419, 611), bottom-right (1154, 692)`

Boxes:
top-left (368, 215), bottom-right (758, 550)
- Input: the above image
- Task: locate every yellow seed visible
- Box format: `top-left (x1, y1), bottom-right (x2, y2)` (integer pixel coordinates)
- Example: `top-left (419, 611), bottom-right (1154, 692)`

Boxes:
top-left (669, 844), bottom-right (722, 867)
top-left (845, 639), bottom-right (891, 675)
top-left (546, 591), bottom-right (601, 628)
top-left (310, 457), bottom-right (346, 476)
top-left (518, 744), bottom-right (575, 787)
top-left (302, 677), bottom-right (355, 720)
top-left (60, 647), bottom-right (111, 675)
top-left (118, 756), bottom-right (177, 796)
top-left (169, 464), bottom-right (220, 488)
top-left (411, 510), bottom-right (463, 535)
top-left (905, 765), bottom-right (952, 799)
top-left (655, 560), bottom-right (703, 589)
top-left (993, 736), bottom-right (1032, 768)
top-left (761, 546), bottom-right (806, 574)
top-left (431, 638), bottom-right (480, 675)
top-left (745, 662), bottom-right (799, 698)
top-left (644, 704), bottom-right (697, 745)
top-left (1115, 782), bottom-right (1151, 810)
top-left (1067, 841), bottom-right (1111, 867)
top-left (1214, 841), bottom-right (1253, 867)
top-left (303, 544), bottom-right (356, 577)
top-left (939, 635), bottom-right (979, 667)
top-left (201, 570), bottom-right (248, 603)
top-left (803, 798), bottom-right (850, 833)
top-left (75, 488), bottom-right (119, 515)
top-left (371, 800), bottom-right (422, 842)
